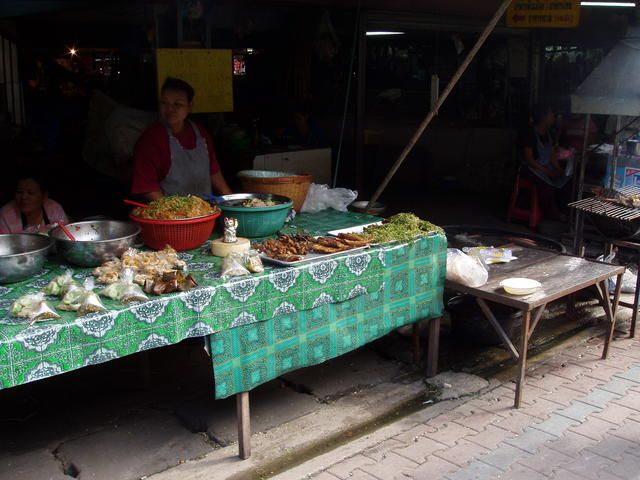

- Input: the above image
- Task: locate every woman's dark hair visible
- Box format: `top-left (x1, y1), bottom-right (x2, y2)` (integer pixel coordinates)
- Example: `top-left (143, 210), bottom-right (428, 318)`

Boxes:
top-left (531, 103), bottom-right (553, 126)
top-left (161, 77), bottom-right (195, 102)
top-left (15, 171), bottom-right (48, 193)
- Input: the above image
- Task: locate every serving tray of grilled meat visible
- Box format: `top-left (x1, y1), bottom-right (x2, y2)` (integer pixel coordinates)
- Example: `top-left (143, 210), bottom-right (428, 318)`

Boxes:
top-left (254, 233), bottom-right (371, 266)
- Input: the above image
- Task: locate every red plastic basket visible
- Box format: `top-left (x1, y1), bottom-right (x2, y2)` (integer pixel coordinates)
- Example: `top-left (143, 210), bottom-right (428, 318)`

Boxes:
top-left (129, 210), bottom-right (221, 251)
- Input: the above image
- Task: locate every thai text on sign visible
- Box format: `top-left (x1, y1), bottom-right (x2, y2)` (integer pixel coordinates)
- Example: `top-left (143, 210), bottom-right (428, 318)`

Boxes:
top-left (506, 0), bottom-right (580, 28)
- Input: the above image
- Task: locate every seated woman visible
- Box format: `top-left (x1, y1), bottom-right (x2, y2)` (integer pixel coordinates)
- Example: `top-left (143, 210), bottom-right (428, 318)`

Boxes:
top-left (520, 104), bottom-right (572, 222)
top-left (0, 173), bottom-right (68, 233)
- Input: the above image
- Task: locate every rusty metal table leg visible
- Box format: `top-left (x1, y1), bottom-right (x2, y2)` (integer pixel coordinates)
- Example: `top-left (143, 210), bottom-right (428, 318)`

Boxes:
top-left (514, 310), bottom-right (532, 408)
top-left (598, 274), bottom-right (623, 360)
top-left (236, 391), bottom-right (251, 459)
top-left (631, 260), bottom-right (640, 338)
top-left (412, 322), bottom-right (421, 366)
top-left (426, 317), bottom-right (440, 378)
top-left (476, 298), bottom-right (520, 360)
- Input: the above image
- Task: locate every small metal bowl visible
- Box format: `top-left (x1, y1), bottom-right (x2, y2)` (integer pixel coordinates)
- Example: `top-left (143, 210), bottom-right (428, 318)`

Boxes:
top-left (349, 200), bottom-right (387, 216)
top-left (0, 234), bottom-right (52, 284)
top-left (50, 220), bottom-right (141, 267)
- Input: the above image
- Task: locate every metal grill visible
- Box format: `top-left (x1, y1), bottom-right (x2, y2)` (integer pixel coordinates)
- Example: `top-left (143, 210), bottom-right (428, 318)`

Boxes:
top-left (568, 185), bottom-right (640, 222)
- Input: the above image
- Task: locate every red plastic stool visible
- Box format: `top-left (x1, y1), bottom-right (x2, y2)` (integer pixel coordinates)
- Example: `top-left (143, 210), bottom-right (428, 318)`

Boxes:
top-left (506, 175), bottom-right (544, 229)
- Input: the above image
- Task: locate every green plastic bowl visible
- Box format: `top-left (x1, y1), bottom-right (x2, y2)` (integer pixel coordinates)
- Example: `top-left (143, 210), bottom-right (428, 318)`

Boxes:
top-left (217, 193), bottom-right (293, 237)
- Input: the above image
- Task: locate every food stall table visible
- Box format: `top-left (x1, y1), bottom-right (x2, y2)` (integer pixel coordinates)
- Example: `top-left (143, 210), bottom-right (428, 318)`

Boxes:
top-left (0, 210), bottom-right (446, 459)
top-left (446, 245), bottom-right (624, 408)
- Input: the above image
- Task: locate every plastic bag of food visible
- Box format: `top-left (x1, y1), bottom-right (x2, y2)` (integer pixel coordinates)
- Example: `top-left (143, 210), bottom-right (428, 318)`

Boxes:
top-left (463, 246), bottom-right (517, 265)
top-left (446, 248), bottom-right (488, 287)
top-left (58, 283), bottom-right (86, 311)
top-left (100, 268), bottom-right (149, 304)
top-left (77, 278), bottom-right (107, 316)
top-left (221, 252), bottom-right (250, 277)
top-left (10, 292), bottom-right (61, 322)
top-left (121, 247), bottom-right (140, 267)
top-left (245, 249), bottom-right (264, 273)
top-left (301, 183), bottom-right (358, 214)
top-left (43, 270), bottom-right (80, 296)
top-left (143, 271), bottom-right (198, 295)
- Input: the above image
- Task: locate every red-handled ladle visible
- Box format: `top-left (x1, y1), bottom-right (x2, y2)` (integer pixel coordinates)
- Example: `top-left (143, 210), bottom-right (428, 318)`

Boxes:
top-left (123, 199), bottom-right (148, 208)
top-left (57, 223), bottom-right (77, 241)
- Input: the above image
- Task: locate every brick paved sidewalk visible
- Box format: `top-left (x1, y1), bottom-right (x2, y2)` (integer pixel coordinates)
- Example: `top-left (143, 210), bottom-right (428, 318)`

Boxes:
top-left (273, 335), bottom-right (640, 480)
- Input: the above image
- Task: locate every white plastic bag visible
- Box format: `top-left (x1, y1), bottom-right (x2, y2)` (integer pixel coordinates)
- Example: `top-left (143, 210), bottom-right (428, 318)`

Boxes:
top-left (446, 248), bottom-right (488, 287)
top-left (301, 183), bottom-right (357, 214)
top-left (619, 269), bottom-right (637, 293)
top-left (597, 252), bottom-right (636, 293)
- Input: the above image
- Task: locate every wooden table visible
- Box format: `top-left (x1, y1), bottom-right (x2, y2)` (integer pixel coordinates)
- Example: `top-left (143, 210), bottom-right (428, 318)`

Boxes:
top-left (446, 246), bottom-right (625, 408)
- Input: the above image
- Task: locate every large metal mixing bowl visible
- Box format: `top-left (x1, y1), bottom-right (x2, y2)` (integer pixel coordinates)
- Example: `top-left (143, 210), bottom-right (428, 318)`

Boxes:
top-left (217, 193), bottom-right (293, 208)
top-left (50, 220), bottom-right (141, 267)
top-left (0, 234), bottom-right (52, 283)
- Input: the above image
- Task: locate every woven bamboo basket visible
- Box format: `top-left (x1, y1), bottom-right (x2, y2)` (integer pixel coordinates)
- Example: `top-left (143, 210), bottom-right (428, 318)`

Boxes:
top-left (237, 170), bottom-right (312, 212)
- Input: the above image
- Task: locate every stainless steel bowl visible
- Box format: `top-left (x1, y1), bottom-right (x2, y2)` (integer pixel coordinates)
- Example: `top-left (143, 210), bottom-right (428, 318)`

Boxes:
top-left (349, 200), bottom-right (387, 215)
top-left (217, 193), bottom-right (293, 208)
top-left (50, 220), bottom-right (141, 267)
top-left (0, 234), bottom-right (52, 283)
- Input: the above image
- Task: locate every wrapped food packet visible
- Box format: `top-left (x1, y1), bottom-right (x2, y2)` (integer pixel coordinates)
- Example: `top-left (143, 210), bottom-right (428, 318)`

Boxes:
top-left (221, 252), bottom-right (250, 277)
top-left (58, 283), bottom-right (86, 311)
top-left (10, 293), bottom-right (61, 322)
top-left (463, 246), bottom-right (517, 265)
top-left (119, 271), bottom-right (149, 304)
top-left (100, 268), bottom-right (149, 304)
top-left (77, 278), bottom-right (107, 317)
top-left (142, 271), bottom-right (198, 295)
top-left (43, 270), bottom-right (80, 296)
top-left (121, 247), bottom-right (140, 268)
top-left (245, 250), bottom-right (264, 273)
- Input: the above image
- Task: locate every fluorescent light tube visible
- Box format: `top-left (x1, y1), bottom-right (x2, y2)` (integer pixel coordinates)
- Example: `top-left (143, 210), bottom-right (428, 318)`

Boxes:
top-left (580, 2), bottom-right (636, 6)
top-left (366, 31), bottom-right (405, 36)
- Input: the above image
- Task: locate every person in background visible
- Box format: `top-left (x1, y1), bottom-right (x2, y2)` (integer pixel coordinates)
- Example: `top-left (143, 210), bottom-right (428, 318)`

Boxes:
top-left (520, 104), bottom-right (572, 222)
top-left (131, 77), bottom-right (231, 201)
top-left (283, 103), bottom-right (329, 148)
top-left (0, 173), bottom-right (68, 233)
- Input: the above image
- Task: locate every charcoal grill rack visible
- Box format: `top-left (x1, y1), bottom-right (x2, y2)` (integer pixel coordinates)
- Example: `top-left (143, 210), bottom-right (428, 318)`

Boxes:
top-left (568, 185), bottom-right (640, 222)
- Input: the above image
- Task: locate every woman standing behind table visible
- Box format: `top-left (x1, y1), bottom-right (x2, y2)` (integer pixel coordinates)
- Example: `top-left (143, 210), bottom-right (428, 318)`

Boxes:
top-left (0, 173), bottom-right (68, 234)
top-left (131, 77), bottom-right (232, 201)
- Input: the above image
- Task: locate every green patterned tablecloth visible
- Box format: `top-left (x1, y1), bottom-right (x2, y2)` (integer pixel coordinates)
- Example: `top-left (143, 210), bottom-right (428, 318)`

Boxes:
top-left (211, 234), bottom-right (447, 399)
top-left (0, 211), bottom-right (401, 389)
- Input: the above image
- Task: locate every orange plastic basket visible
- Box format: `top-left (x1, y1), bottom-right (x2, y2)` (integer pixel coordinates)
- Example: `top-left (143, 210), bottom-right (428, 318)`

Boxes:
top-left (129, 210), bottom-right (221, 251)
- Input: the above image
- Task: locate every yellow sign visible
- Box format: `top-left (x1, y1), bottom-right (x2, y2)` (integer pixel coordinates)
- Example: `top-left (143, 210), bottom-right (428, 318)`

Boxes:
top-left (506, 0), bottom-right (580, 28)
top-left (156, 49), bottom-right (233, 113)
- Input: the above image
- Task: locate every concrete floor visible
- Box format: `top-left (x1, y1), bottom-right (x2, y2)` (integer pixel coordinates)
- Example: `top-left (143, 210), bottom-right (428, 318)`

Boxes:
top-left (1, 187), bottom-right (632, 480)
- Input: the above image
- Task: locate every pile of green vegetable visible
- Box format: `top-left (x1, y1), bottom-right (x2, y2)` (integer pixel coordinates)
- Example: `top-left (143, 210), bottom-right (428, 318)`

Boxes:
top-left (364, 213), bottom-right (443, 243)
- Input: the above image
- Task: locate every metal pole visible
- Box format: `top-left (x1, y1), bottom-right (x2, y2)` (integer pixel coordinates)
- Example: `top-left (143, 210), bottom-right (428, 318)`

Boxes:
top-left (355, 10), bottom-right (367, 195)
top-left (610, 115), bottom-right (621, 190)
top-left (573, 113), bottom-right (591, 255)
top-left (365, 0), bottom-right (514, 212)
top-left (333, 3), bottom-right (361, 188)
